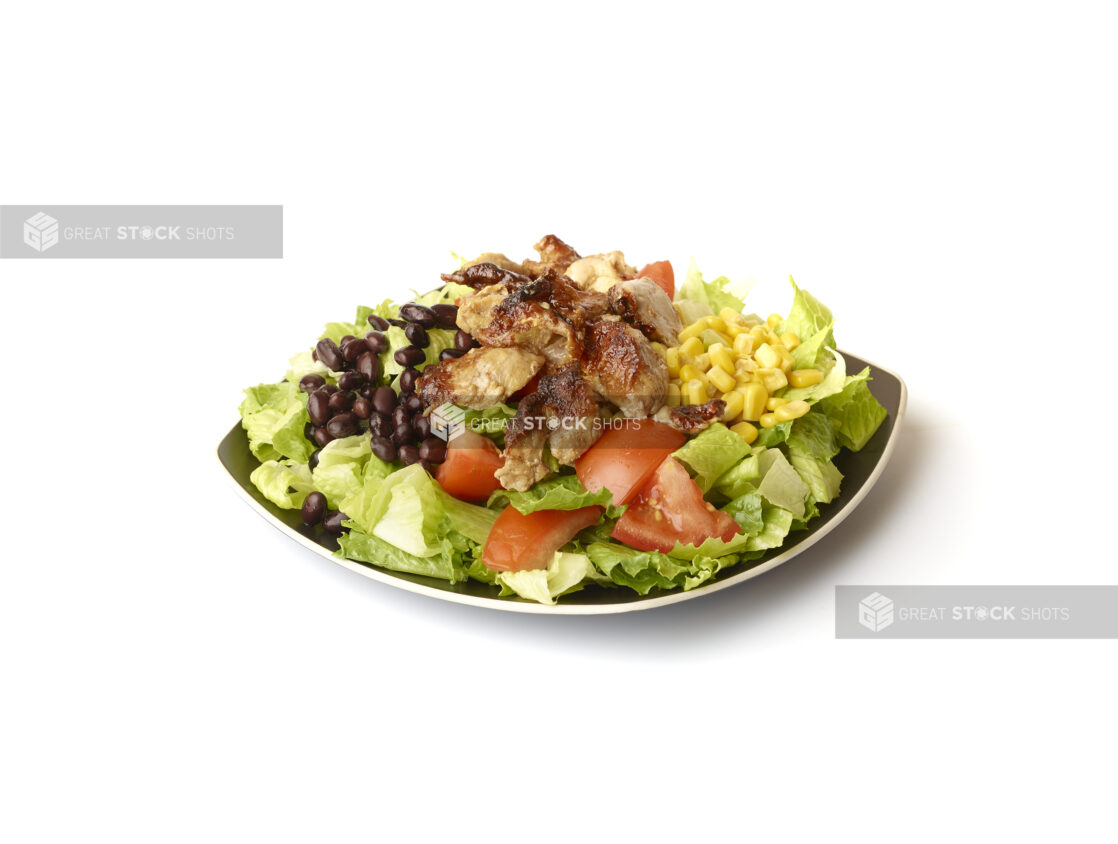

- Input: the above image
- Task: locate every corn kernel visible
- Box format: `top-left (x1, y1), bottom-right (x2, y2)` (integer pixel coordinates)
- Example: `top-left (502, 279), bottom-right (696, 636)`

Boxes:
top-left (741, 382), bottom-right (768, 421)
top-left (754, 343), bottom-right (782, 369)
top-left (757, 367), bottom-right (788, 393)
top-left (679, 336), bottom-right (704, 359)
top-left (767, 313), bottom-right (783, 329)
top-left (732, 333), bottom-right (754, 357)
top-left (759, 412), bottom-right (779, 428)
top-left (774, 400), bottom-right (810, 422)
top-left (730, 420), bottom-right (759, 444)
top-left (767, 397), bottom-right (788, 411)
top-left (694, 353), bottom-right (711, 372)
top-left (665, 347), bottom-right (681, 377)
top-left (678, 322), bottom-right (706, 343)
top-left (789, 369), bottom-right (824, 388)
top-left (749, 326), bottom-right (768, 345)
top-left (667, 382), bottom-right (682, 407)
top-left (721, 389), bottom-right (745, 422)
top-left (679, 364), bottom-right (701, 383)
top-left (704, 315), bottom-right (728, 332)
top-left (724, 322), bottom-right (746, 337)
top-left (779, 332), bottom-right (800, 351)
top-left (717, 307), bottom-right (741, 325)
top-left (685, 379), bottom-right (707, 406)
top-left (708, 366), bottom-right (736, 393)
top-left (710, 345), bottom-right (735, 375)
top-left (778, 348), bottom-right (795, 373)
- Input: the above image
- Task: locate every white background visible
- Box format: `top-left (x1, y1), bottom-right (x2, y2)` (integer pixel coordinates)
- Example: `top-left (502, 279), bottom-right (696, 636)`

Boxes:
top-left (2, 2), bottom-right (1115, 841)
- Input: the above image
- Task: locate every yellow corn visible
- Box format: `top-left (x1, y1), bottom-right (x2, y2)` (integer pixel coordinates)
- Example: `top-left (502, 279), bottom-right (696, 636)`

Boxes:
top-left (767, 313), bottom-right (783, 329)
top-left (754, 343), bottom-right (782, 369)
top-left (778, 347), bottom-right (795, 373)
top-left (665, 347), bottom-right (681, 377)
top-left (724, 321), bottom-right (746, 338)
top-left (757, 367), bottom-right (788, 393)
top-left (759, 412), bottom-right (779, 428)
top-left (741, 382), bottom-right (768, 421)
top-left (732, 333), bottom-right (754, 357)
top-left (721, 389), bottom-right (745, 422)
top-left (704, 315), bottom-right (728, 333)
top-left (767, 397), bottom-right (788, 411)
top-left (749, 326), bottom-right (768, 345)
top-left (684, 379), bottom-right (707, 406)
top-left (679, 336), bottom-right (704, 360)
top-left (708, 366), bottom-right (736, 393)
top-left (779, 332), bottom-right (800, 351)
top-left (709, 345), bottom-right (735, 375)
top-left (719, 307), bottom-right (745, 326)
top-left (789, 369), bottom-right (824, 388)
top-left (678, 322), bottom-right (706, 343)
top-left (774, 400), bottom-right (810, 422)
top-left (693, 353), bottom-right (711, 372)
top-left (678, 364), bottom-right (701, 384)
top-left (667, 382), bottom-right (682, 407)
top-left (730, 420), bottom-right (759, 444)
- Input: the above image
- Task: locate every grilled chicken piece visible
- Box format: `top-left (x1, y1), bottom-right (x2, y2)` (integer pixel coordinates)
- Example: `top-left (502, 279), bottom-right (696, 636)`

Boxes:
top-left (564, 251), bottom-right (637, 294)
top-left (417, 347), bottom-right (545, 410)
top-left (465, 272), bottom-right (609, 367)
top-left (461, 252), bottom-right (531, 276)
top-left (441, 261), bottom-right (535, 291)
top-left (521, 234), bottom-right (581, 277)
top-left (654, 399), bottom-right (727, 434)
top-left (581, 317), bottom-right (669, 418)
top-left (607, 278), bottom-right (682, 345)
top-left (496, 366), bottom-right (602, 491)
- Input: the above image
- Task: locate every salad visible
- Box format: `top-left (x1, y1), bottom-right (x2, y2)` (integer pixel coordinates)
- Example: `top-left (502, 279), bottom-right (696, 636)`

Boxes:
top-left (238, 236), bottom-right (887, 604)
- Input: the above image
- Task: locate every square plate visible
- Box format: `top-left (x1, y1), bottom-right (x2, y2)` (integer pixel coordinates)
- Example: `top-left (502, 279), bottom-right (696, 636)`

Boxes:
top-left (218, 352), bottom-right (906, 614)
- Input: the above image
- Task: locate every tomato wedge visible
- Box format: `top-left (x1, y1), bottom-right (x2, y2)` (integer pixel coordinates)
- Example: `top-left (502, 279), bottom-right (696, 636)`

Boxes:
top-left (611, 457), bottom-right (739, 553)
top-left (482, 505), bottom-right (603, 572)
top-left (636, 260), bottom-right (675, 300)
top-left (575, 419), bottom-right (685, 506)
top-left (434, 430), bottom-right (504, 502)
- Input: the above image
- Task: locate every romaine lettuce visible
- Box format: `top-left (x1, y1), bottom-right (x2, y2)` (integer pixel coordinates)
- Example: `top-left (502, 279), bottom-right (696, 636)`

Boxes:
top-left (239, 381), bottom-right (313, 463)
top-left (672, 423), bottom-right (751, 493)
top-left (817, 367), bottom-right (888, 451)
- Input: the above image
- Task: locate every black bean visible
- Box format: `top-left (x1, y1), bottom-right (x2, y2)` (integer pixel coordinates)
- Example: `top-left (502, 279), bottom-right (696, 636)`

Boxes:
top-left (431, 303), bottom-right (459, 329)
top-left (369, 435), bottom-right (396, 462)
top-left (323, 510), bottom-right (349, 535)
top-left (328, 390), bottom-right (354, 413)
top-left (299, 374), bottom-right (325, 393)
top-left (364, 330), bottom-right (388, 354)
top-left (439, 348), bottom-right (467, 361)
top-left (352, 397), bottom-right (371, 419)
top-left (356, 351), bottom-right (380, 384)
top-left (368, 314), bottom-right (390, 331)
top-left (341, 335), bottom-right (355, 345)
top-left (400, 303), bottom-right (437, 328)
top-left (391, 422), bottom-right (416, 446)
top-left (301, 491), bottom-right (327, 525)
top-left (326, 412), bottom-right (359, 438)
top-left (387, 318), bottom-right (407, 328)
top-left (398, 368), bottom-right (420, 394)
top-left (372, 386), bottom-right (397, 416)
top-left (341, 337), bottom-right (367, 363)
top-left (392, 406), bottom-right (410, 429)
top-left (321, 384), bottom-right (340, 395)
top-left (307, 390), bottom-right (331, 427)
top-left (358, 384), bottom-right (375, 400)
top-left (404, 322), bottom-right (429, 348)
top-left (393, 346), bottom-right (426, 368)
top-left (413, 415), bottom-right (431, 440)
top-left (303, 421), bottom-right (314, 440)
top-left (315, 338), bottom-right (344, 370)
top-left (308, 448), bottom-right (323, 471)
top-left (312, 426), bottom-right (333, 447)
top-left (337, 370), bottom-right (364, 391)
top-left (454, 330), bottom-right (475, 352)
top-left (403, 393), bottom-right (424, 414)
top-left (419, 437), bottom-right (447, 463)
top-left (311, 348), bottom-right (318, 362)
top-left (369, 411), bottom-right (392, 438)
top-left (398, 444), bottom-right (421, 465)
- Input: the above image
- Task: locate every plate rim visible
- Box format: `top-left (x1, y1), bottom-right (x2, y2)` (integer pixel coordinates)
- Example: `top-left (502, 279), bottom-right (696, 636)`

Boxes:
top-left (218, 353), bottom-right (907, 615)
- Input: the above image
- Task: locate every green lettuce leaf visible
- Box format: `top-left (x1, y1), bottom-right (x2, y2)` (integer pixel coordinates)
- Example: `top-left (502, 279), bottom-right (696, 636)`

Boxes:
top-left (677, 259), bottom-right (748, 313)
top-left (311, 434), bottom-right (373, 509)
top-left (414, 282), bottom-right (473, 307)
top-left (495, 551), bottom-right (606, 605)
top-left (722, 490), bottom-right (765, 536)
top-left (756, 449), bottom-right (810, 519)
top-left (817, 367), bottom-right (888, 451)
top-left (342, 463), bottom-right (445, 557)
top-left (754, 422), bottom-right (792, 448)
top-left (239, 381), bottom-right (313, 463)
top-left (585, 541), bottom-right (737, 594)
top-left (337, 529), bottom-right (467, 583)
top-left (488, 474), bottom-right (616, 515)
top-left (249, 460), bottom-right (314, 510)
top-left (711, 452), bottom-right (762, 500)
top-left (786, 412), bottom-right (841, 461)
top-left (789, 453), bottom-right (843, 505)
top-left (744, 504), bottom-right (797, 552)
top-left (672, 423), bottom-right (752, 493)
top-left (778, 279), bottom-right (834, 352)
top-left (781, 350), bottom-right (847, 404)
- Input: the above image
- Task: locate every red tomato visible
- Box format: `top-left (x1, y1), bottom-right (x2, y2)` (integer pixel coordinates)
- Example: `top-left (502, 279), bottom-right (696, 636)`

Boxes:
top-left (434, 430), bottom-right (504, 502)
top-left (482, 505), bottom-right (603, 572)
top-left (574, 419), bottom-right (685, 506)
top-left (636, 261), bottom-right (675, 300)
top-left (611, 457), bottom-right (740, 553)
